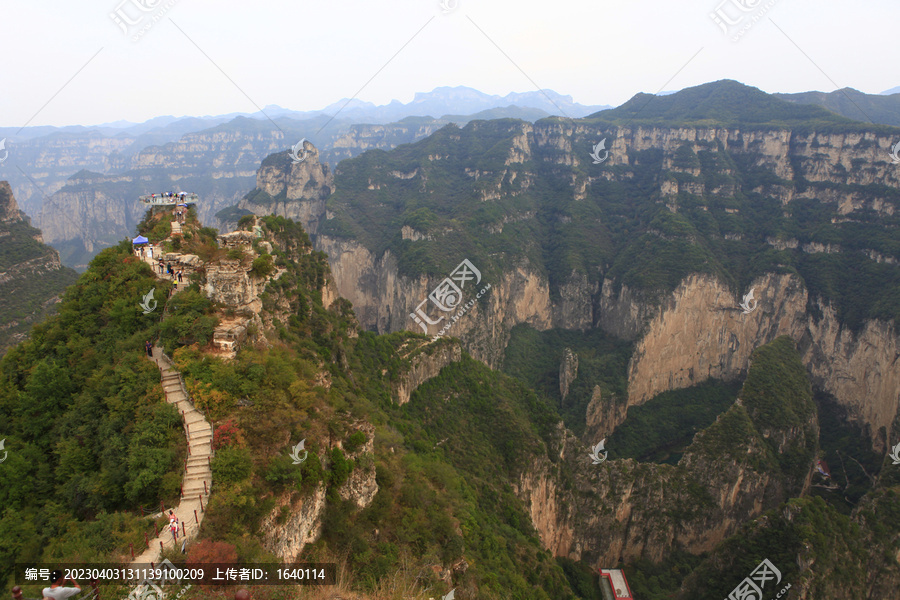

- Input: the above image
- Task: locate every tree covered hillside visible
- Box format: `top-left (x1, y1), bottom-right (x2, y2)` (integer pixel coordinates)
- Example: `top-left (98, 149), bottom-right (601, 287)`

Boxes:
top-left (320, 80), bottom-right (900, 330)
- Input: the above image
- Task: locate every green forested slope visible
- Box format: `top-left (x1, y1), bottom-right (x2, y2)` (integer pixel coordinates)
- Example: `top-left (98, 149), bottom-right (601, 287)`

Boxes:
top-left (319, 81), bottom-right (900, 328)
top-left (0, 217), bottom-right (603, 599)
top-left (0, 215), bottom-right (79, 355)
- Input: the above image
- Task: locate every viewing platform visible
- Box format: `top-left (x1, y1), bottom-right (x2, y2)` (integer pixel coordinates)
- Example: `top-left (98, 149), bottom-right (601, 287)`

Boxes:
top-left (139, 192), bottom-right (200, 206)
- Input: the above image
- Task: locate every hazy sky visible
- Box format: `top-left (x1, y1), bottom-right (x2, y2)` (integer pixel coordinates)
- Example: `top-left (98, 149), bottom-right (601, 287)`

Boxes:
top-left (2, 0), bottom-right (896, 127)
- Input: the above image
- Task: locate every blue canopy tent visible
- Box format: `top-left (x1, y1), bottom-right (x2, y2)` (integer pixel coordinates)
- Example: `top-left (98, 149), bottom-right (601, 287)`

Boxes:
top-left (132, 235), bottom-right (149, 244)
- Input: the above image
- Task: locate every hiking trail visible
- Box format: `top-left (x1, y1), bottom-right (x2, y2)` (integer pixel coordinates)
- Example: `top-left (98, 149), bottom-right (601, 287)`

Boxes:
top-left (132, 346), bottom-right (213, 564)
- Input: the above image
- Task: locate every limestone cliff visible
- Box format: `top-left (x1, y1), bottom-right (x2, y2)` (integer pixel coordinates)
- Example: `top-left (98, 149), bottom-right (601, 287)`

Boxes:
top-left (621, 273), bottom-right (900, 450)
top-left (559, 348), bottom-right (579, 401)
top-left (0, 181), bottom-right (78, 353)
top-left (231, 143), bottom-right (333, 234)
top-left (515, 386), bottom-right (816, 568)
top-left (393, 339), bottom-right (463, 405)
top-left (259, 420), bottom-right (378, 562)
top-left (231, 92), bottom-right (900, 458)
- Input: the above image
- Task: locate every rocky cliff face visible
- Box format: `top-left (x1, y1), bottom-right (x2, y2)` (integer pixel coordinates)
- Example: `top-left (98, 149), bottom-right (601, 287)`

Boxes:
top-left (619, 272), bottom-right (900, 450)
top-left (514, 394), bottom-right (815, 568)
top-left (314, 237), bottom-right (592, 368)
top-left (231, 144), bottom-right (333, 234)
top-left (393, 339), bottom-right (463, 405)
top-left (324, 123), bottom-right (900, 446)
top-left (236, 115), bottom-right (900, 453)
top-left (559, 348), bottom-right (579, 401)
top-left (259, 420), bottom-right (378, 562)
top-left (327, 121), bottom-right (447, 164)
top-left (0, 181), bottom-right (78, 353)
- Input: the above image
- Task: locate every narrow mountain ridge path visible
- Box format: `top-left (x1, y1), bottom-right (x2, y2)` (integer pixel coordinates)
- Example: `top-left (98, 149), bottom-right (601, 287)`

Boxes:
top-left (132, 346), bottom-right (213, 564)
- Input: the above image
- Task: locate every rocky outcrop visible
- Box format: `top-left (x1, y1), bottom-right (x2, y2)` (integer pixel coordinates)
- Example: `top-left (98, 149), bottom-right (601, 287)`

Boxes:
top-left (204, 259), bottom-right (264, 313)
top-left (393, 340), bottom-right (463, 405)
top-left (559, 348), bottom-right (579, 401)
top-left (260, 420), bottom-right (378, 562)
top-left (336, 421), bottom-right (378, 507)
top-left (619, 273), bottom-right (900, 450)
top-left (260, 483), bottom-right (328, 563)
top-left (514, 387), bottom-right (817, 568)
top-left (234, 143), bottom-right (333, 235)
top-left (0, 181), bottom-right (78, 353)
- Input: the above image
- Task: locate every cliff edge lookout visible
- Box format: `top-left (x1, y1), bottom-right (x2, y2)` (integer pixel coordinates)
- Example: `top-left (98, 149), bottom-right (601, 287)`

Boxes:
top-left (139, 192), bottom-right (200, 206)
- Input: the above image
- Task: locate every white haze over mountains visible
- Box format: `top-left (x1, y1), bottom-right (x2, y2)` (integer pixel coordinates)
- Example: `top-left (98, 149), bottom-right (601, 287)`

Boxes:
top-left (90, 86), bottom-right (610, 131)
top-left (1, 1), bottom-right (898, 127)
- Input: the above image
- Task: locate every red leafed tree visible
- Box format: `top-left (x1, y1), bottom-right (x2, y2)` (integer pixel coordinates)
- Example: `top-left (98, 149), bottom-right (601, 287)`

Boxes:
top-left (213, 418), bottom-right (245, 450)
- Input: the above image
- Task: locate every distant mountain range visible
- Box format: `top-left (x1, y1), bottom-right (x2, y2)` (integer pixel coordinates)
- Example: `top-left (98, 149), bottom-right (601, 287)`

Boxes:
top-left (92, 86), bottom-right (610, 130)
top-left (776, 87), bottom-right (900, 127)
top-left (0, 86), bottom-right (609, 231)
top-left (5, 81), bottom-right (900, 271)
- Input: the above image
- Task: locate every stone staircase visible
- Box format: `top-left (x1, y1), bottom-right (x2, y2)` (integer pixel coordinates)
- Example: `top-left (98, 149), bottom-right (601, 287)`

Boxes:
top-left (132, 346), bottom-right (213, 564)
top-left (171, 220), bottom-right (183, 235)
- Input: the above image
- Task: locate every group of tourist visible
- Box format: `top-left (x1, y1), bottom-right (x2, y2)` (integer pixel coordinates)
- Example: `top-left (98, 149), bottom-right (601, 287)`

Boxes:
top-left (135, 244), bottom-right (154, 260)
top-left (157, 260), bottom-right (185, 283)
top-left (151, 191), bottom-right (189, 201)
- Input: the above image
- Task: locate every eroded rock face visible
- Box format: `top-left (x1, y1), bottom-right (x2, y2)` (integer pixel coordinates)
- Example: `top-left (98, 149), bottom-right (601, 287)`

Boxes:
top-left (204, 260), bottom-right (262, 312)
top-left (260, 484), bottom-right (328, 563)
top-left (620, 273), bottom-right (900, 450)
top-left (514, 409), bottom-right (813, 569)
top-left (235, 145), bottom-right (333, 235)
top-left (627, 273), bottom-right (808, 407)
top-left (336, 421), bottom-right (378, 508)
top-left (559, 348), bottom-right (579, 401)
top-left (315, 237), bottom-right (592, 368)
top-left (260, 420), bottom-right (378, 562)
top-left (393, 341), bottom-right (463, 405)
